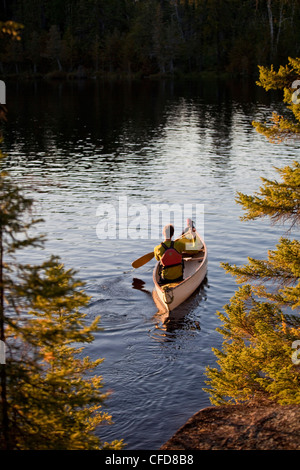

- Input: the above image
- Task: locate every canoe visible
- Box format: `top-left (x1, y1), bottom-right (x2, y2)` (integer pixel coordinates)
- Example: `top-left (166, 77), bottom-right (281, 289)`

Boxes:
top-left (152, 232), bottom-right (207, 313)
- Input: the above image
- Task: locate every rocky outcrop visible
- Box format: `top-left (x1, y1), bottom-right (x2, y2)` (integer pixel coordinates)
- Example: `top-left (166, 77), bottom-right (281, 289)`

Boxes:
top-left (160, 403), bottom-right (300, 450)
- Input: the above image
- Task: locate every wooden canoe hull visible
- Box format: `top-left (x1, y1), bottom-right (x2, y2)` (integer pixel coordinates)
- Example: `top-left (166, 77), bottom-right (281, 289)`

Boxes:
top-left (153, 234), bottom-right (207, 312)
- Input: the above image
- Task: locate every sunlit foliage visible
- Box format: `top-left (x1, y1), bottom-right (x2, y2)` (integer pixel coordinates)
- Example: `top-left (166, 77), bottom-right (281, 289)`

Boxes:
top-left (205, 162), bottom-right (300, 405)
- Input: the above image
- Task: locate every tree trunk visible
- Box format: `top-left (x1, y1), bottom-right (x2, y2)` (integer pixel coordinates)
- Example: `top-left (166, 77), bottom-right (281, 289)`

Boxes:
top-left (56, 56), bottom-right (62, 72)
top-left (159, 59), bottom-right (166, 74)
top-left (276, 1), bottom-right (284, 51)
top-left (267, 0), bottom-right (274, 61)
top-left (173, 0), bottom-right (185, 40)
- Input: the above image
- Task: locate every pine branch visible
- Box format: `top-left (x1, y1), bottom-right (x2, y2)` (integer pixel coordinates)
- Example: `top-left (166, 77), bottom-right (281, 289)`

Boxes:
top-left (236, 161), bottom-right (300, 228)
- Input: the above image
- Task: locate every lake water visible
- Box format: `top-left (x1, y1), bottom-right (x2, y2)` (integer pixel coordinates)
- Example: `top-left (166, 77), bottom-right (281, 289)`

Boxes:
top-left (2, 78), bottom-right (299, 449)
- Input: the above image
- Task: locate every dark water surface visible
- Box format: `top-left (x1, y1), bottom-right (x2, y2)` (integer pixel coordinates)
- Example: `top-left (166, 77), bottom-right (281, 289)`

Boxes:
top-left (2, 78), bottom-right (298, 449)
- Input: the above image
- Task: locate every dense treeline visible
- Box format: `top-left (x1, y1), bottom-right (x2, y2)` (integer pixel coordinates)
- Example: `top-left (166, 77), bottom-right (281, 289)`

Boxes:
top-left (1, 0), bottom-right (300, 78)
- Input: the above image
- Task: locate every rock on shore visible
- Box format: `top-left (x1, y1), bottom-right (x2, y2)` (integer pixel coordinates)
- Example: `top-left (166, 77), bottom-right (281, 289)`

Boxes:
top-left (160, 403), bottom-right (300, 450)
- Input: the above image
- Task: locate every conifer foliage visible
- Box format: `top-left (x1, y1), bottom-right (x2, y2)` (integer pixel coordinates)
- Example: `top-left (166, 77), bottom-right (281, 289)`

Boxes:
top-left (205, 162), bottom-right (300, 405)
top-left (205, 54), bottom-right (300, 406)
top-left (0, 153), bottom-right (123, 449)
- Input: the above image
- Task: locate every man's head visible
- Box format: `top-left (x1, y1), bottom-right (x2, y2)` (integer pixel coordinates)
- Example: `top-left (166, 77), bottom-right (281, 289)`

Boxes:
top-left (163, 224), bottom-right (174, 240)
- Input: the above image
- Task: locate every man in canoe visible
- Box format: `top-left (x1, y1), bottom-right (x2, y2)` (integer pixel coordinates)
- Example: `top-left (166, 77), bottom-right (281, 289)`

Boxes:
top-left (154, 224), bottom-right (186, 285)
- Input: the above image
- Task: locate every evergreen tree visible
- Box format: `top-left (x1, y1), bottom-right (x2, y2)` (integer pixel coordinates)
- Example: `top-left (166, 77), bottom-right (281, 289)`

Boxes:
top-left (152, 3), bottom-right (168, 74)
top-left (3, 0), bottom-right (300, 77)
top-left (236, 161), bottom-right (300, 228)
top-left (205, 162), bottom-right (300, 405)
top-left (124, 0), bottom-right (155, 75)
top-left (61, 27), bottom-right (76, 72)
top-left (4, 36), bottom-right (23, 74)
top-left (0, 152), bottom-right (123, 449)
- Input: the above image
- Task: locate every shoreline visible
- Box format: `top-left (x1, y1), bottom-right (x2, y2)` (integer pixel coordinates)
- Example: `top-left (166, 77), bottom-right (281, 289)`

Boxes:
top-left (160, 402), bottom-right (300, 450)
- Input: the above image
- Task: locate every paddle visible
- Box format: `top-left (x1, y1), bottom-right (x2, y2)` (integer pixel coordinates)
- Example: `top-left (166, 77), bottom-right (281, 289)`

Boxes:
top-left (131, 251), bottom-right (155, 269)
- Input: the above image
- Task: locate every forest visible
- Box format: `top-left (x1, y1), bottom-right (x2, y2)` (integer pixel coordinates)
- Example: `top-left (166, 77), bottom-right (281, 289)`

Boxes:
top-left (1, 0), bottom-right (300, 79)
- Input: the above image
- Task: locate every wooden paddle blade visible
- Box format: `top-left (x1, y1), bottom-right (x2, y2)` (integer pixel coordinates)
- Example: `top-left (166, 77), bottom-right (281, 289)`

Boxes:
top-left (132, 251), bottom-right (155, 268)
